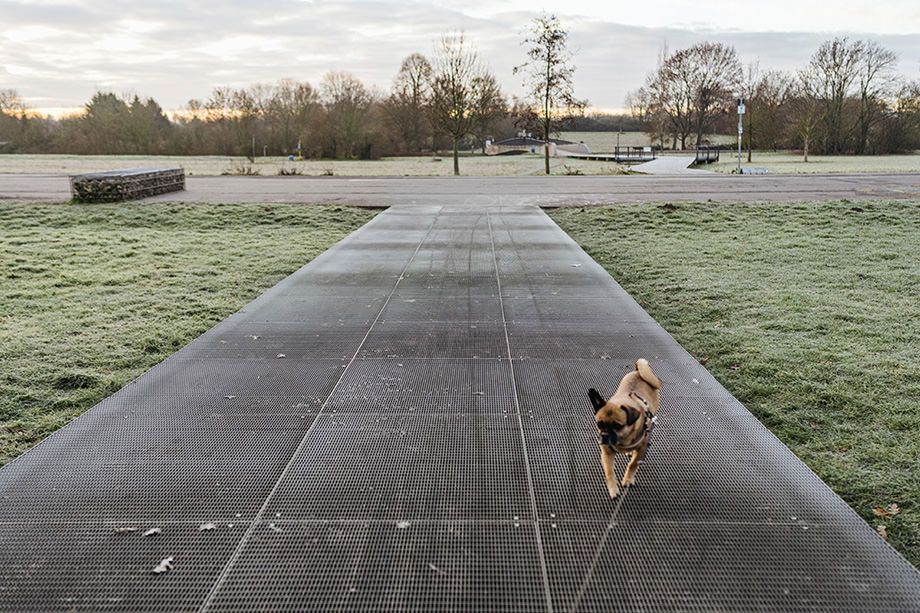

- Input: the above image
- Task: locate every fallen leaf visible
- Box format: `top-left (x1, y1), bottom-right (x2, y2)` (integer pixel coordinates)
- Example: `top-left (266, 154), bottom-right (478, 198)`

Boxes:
top-left (876, 525), bottom-right (888, 540)
top-left (152, 557), bottom-right (174, 574)
top-left (873, 504), bottom-right (901, 518)
top-left (600, 354), bottom-right (611, 360)
top-left (276, 353), bottom-right (286, 359)
top-left (143, 528), bottom-right (161, 537)
top-left (198, 523), bottom-right (217, 531)
top-left (698, 357), bottom-right (709, 365)
top-left (396, 521), bottom-right (410, 529)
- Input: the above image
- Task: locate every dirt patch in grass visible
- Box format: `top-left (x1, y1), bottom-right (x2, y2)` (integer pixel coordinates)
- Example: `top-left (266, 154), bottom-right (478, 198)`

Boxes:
top-left (550, 200), bottom-right (920, 567)
top-left (0, 202), bottom-right (376, 464)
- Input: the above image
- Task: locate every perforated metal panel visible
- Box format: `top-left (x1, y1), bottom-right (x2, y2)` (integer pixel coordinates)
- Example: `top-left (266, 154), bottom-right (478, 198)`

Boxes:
top-left (1, 205), bottom-right (918, 612)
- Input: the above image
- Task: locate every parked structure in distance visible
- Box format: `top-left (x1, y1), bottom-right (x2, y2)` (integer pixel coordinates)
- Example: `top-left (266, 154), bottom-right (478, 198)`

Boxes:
top-left (485, 134), bottom-right (590, 156)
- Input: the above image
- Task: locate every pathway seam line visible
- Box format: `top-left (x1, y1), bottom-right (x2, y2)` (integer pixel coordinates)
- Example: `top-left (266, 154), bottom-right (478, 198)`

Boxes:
top-left (197, 209), bottom-right (440, 612)
top-left (487, 209), bottom-right (555, 613)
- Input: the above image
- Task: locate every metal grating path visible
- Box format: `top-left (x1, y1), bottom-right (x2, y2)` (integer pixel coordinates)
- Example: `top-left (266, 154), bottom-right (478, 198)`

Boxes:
top-left (1, 206), bottom-right (919, 612)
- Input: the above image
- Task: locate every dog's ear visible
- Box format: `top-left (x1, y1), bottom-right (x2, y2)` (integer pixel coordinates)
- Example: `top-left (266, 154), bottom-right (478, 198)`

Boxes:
top-left (624, 406), bottom-right (641, 426)
top-left (588, 388), bottom-right (606, 413)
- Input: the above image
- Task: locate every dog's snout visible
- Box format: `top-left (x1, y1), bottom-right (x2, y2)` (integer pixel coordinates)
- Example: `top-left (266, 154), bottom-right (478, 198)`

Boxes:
top-left (596, 420), bottom-right (620, 433)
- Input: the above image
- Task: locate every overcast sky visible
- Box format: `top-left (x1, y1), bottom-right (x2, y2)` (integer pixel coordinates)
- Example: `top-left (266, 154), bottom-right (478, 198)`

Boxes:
top-left (2, 0), bottom-right (919, 115)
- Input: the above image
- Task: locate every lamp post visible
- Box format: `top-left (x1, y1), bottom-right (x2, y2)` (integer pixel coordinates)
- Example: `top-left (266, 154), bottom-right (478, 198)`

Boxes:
top-left (736, 98), bottom-right (745, 173)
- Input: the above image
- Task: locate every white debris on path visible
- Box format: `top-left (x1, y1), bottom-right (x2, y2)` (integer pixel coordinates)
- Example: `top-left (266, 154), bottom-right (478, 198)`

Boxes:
top-left (152, 557), bottom-right (174, 574)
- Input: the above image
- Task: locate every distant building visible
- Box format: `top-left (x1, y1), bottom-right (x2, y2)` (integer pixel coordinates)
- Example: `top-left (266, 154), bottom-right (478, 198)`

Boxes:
top-left (485, 135), bottom-right (591, 157)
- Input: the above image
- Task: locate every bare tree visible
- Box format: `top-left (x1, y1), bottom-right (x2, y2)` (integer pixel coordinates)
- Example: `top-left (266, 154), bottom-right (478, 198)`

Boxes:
top-left (263, 80), bottom-right (321, 156)
top-left (685, 43), bottom-right (742, 146)
top-left (627, 44), bottom-right (671, 148)
top-left (0, 89), bottom-right (28, 116)
top-left (741, 66), bottom-right (796, 159)
top-left (855, 41), bottom-right (899, 154)
top-left (514, 13), bottom-right (585, 174)
top-left (0, 90), bottom-right (34, 151)
top-left (647, 58), bottom-right (694, 149)
top-left (637, 43), bottom-right (739, 150)
top-left (430, 33), bottom-right (506, 175)
top-left (321, 71), bottom-right (373, 159)
top-left (626, 87), bottom-right (665, 149)
top-left (752, 70), bottom-right (794, 152)
top-left (789, 69), bottom-right (823, 162)
top-left (509, 97), bottom-right (541, 137)
top-left (808, 38), bottom-right (862, 154)
top-left (894, 81), bottom-right (920, 149)
top-left (385, 53), bottom-right (433, 154)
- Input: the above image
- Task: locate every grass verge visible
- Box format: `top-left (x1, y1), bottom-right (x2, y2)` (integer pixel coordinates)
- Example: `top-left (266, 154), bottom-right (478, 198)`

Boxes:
top-left (550, 200), bottom-right (920, 567)
top-left (709, 151), bottom-right (920, 174)
top-left (0, 202), bottom-right (376, 464)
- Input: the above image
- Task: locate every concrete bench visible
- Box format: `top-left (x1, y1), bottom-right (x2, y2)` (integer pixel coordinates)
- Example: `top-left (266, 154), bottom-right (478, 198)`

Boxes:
top-left (70, 167), bottom-right (185, 203)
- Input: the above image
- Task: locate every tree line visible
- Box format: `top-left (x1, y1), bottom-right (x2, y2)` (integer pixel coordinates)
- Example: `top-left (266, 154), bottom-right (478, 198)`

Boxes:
top-left (3, 26), bottom-right (919, 166)
top-left (1, 17), bottom-right (584, 175)
top-left (628, 37), bottom-right (920, 156)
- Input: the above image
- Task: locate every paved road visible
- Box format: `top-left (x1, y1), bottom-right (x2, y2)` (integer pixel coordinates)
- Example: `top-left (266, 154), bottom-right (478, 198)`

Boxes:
top-left (2, 205), bottom-right (918, 611)
top-left (2, 172), bottom-right (919, 206)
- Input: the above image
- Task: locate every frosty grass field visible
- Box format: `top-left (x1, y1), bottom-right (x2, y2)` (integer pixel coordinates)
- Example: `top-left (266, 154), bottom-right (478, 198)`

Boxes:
top-left (0, 131), bottom-right (916, 176)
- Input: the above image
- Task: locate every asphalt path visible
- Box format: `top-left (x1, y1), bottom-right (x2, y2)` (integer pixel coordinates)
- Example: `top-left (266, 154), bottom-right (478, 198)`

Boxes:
top-left (2, 172), bottom-right (918, 206)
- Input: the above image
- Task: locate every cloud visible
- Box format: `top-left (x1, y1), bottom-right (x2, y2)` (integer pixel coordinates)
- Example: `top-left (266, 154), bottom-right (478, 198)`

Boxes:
top-left (1, 0), bottom-right (918, 113)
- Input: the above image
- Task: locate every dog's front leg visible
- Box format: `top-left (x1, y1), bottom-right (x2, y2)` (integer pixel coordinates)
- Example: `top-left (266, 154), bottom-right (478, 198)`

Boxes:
top-left (621, 441), bottom-right (648, 486)
top-left (600, 445), bottom-right (620, 498)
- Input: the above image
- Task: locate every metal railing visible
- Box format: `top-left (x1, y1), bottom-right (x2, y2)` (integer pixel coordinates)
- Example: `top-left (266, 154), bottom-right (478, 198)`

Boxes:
top-left (694, 146), bottom-right (720, 164)
top-left (612, 146), bottom-right (657, 163)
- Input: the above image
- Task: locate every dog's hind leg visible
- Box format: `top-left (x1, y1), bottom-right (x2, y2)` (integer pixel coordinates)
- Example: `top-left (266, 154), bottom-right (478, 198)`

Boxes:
top-left (600, 445), bottom-right (620, 498)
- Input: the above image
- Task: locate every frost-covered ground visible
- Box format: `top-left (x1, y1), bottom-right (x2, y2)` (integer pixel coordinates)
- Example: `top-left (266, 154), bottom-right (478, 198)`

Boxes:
top-left (0, 154), bottom-right (627, 177)
top-left (710, 151), bottom-right (920, 174)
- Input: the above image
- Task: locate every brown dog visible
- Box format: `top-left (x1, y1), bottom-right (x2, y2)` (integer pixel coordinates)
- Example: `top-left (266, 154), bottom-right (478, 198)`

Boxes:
top-left (588, 358), bottom-right (662, 499)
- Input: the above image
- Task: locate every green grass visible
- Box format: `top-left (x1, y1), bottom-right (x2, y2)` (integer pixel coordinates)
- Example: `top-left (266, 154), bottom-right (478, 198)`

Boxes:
top-left (550, 200), bottom-right (920, 567)
top-left (0, 202), bottom-right (376, 464)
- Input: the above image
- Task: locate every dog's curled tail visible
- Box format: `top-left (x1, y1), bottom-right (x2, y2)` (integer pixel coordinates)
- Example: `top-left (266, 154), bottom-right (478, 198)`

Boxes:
top-left (635, 358), bottom-right (662, 389)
